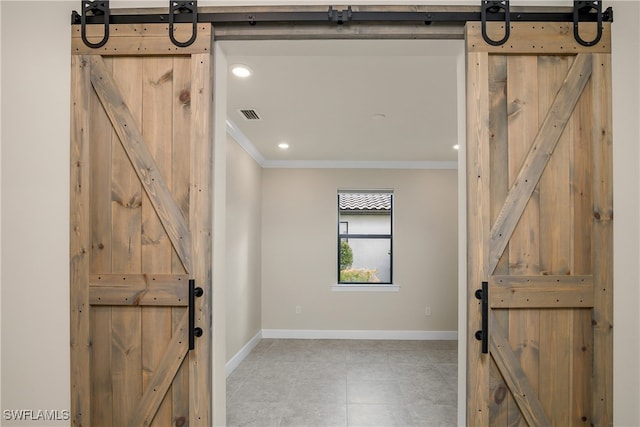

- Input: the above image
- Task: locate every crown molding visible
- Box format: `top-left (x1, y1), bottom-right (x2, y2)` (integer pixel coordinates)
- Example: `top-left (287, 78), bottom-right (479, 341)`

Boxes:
top-left (226, 119), bottom-right (458, 170)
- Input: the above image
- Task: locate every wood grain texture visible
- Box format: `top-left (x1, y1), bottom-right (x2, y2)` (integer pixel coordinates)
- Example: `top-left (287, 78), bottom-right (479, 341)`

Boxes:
top-left (465, 47), bottom-right (491, 427)
top-left (72, 23), bottom-right (212, 55)
top-left (572, 309), bottom-right (594, 425)
top-left (171, 56), bottom-right (193, 274)
top-left (128, 311), bottom-right (189, 427)
top-left (487, 54), bottom-right (510, 427)
top-left (538, 55), bottom-right (572, 277)
top-left (70, 54), bottom-right (92, 427)
top-left (537, 55), bottom-right (572, 426)
top-left (489, 54), bottom-right (593, 276)
top-left (110, 56), bottom-right (143, 275)
top-left (88, 55), bottom-right (194, 275)
top-left (506, 55), bottom-right (540, 427)
top-left (171, 55), bottom-right (193, 422)
top-left (90, 307), bottom-right (113, 425)
top-left (490, 313), bottom-right (551, 427)
top-left (570, 61), bottom-right (595, 426)
top-left (467, 22), bottom-right (611, 53)
top-left (571, 68), bottom-right (594, 278)
top-left (140, 56), bottom-right (176, 427)
top-left (590, 53), bottom-right (613, 427)
top-left (110, 56), bottom-right (144, 427)
top-left (89, 274), bottom-right (189, 306)
top-left (490, 276), bottom-right (593, 308)
top-left (70, 51), bottom-right (213, 426)
top-left (188, 51), bottom-right (214, 427)
top-left (89, 55), bottom-right (113, 274)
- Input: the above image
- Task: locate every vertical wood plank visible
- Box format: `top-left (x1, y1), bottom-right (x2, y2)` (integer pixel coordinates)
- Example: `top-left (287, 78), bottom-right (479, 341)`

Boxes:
top-left (572, 76), bottom-right (594, 278)
top-left (537, 55), bottom-right (572, 426)
top-left (506, 55), bottom-right (540, 277)
top-left (488, 54), bottom-right (509, 427)
top-left (90, 56), bottom-right (114, 274)
top-left (89, 56), bottom-right (114, 426)
top-left (572, 308), bottom-right (594, 425)
top-left (111, 306), bottom-right (142, 426)
top-left (111, 56), bottom-right (143, 273)
top-left (141, 56), bottom-right (175, 427)
top-left (506, 55), bottom-right (540, 427)
top-left (539, 309), bottom-right (571, 425)
top-left (90, 307), bottom-right (113, 426)
top-left (142, 56), bottom-right (174, 274)
top-left (171, 55), bottom-right (193, 424)
top-left (539, 55), bottom-right (572, 276)
top-left (465, 46), bottom-right (491, 427)
top-left (571, 68), bottom-right (594, 426)
top-left (590, 53), bottom-right (613, 427)
top-left (172, 56), bottom-right (193, 273)
top-left (110, 56), bottom-right (143, 427)
top-left (188, 50), bottom-right (214, 426)
top-left (70, 54), bottom-right (92, 427)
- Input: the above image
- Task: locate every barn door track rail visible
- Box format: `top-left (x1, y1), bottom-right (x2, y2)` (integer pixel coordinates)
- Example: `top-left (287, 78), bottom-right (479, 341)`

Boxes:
top-left (72, 1), bottom-right (612, 47)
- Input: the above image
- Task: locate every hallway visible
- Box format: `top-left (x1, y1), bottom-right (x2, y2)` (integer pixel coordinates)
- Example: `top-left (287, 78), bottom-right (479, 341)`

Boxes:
top-left (227, 339), bottom-right (457, 426)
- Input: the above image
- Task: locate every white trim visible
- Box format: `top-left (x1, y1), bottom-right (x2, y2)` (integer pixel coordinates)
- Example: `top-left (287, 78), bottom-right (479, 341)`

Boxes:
top-left (225, 331), bottom-right (262, 377)
top-left (226, 119), bottom-right (266, 165)
top-left (456, 41), bottom-right (467, 427)
top-left (224, 121), bottom-right (458, 170)
top-left (331, 284), bottom-right (400, 292)
top-left (261, 329), bottom-right (458, 340)
top-left (262, 159), bottom-right (458, 170)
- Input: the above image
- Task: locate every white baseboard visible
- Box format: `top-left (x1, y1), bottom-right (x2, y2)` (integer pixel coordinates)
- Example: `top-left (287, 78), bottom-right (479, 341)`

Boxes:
top-left (261, 329), bottom-right (458, 340)
top-left (226, 331), bottom-right (262, 377)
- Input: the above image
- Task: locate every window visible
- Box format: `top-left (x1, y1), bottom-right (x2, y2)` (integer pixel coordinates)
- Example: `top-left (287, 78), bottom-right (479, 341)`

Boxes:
top-left (338, 191), bottom-right (393, 284)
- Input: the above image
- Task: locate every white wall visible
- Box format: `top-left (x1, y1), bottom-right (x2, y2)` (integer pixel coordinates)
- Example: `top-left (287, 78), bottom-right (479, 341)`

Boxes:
top-left (0, 1), bottom-right (638, 426)
top-left (225, 135), bottom-right (262, 360)
top-left (610, 2), bottom-right (640, 425)
top-left (1, 2), bottom-right (73, 424)
top-left (261, 168), bottom-right (458, 332)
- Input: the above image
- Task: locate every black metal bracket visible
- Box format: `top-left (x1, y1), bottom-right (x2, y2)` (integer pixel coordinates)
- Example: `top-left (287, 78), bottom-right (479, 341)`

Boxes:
top-left (573, 1), bottom-right (606, 46)
top-left (328, 6), bottom-right (353, 25)
top-left (188, 279), bottom-right (204, 351)
top-left (80, 0), bottom-right (110, 49)
top-left (169, 1), bottom-right (198, 48)
top-left (475, 281), bottom-right (489, 354)
top-left (481, 1), bottom-right (510, 46)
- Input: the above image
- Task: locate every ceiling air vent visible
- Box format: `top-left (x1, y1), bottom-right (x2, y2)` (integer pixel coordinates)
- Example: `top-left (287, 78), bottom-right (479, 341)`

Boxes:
top-left (238, 109), bottom-right (261, 121)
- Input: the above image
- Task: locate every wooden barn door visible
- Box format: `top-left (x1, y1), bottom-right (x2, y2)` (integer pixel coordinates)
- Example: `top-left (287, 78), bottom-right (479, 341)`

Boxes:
top-left (70, 24), bottom-right (213, 426)
top-left (466, 22), bottom-right (613, 426)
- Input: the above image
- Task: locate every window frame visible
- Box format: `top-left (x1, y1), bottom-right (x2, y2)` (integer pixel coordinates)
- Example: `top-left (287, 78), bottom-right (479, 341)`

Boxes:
top-left (337, 190), bottom-right (393, 285)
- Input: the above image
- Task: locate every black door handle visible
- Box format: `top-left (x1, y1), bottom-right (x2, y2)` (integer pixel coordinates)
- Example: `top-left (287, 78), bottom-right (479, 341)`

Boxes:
top-left (189, 279), bottom-right (203, 350)
top-left (475, 281), bottom-right (488, 354)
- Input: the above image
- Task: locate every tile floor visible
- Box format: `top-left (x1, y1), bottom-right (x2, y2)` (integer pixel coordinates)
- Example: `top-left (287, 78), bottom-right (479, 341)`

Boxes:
top-left (226, 339), bottom-right (458, 427)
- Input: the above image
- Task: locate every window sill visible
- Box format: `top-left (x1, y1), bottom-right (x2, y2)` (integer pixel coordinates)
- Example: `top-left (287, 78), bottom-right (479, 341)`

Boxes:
top-left (331, 284), bottom-right (400, 292)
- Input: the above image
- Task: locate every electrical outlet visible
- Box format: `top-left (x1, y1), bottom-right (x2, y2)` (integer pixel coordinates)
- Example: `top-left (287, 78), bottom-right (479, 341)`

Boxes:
top-left (425, 306), bottom-right (432, 316)
top-left (295, 305), bottom-right (301, 314)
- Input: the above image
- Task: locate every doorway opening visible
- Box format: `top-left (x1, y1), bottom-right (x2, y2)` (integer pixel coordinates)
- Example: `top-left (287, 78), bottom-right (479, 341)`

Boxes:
top-left (215, 38), bottom-right (466, 426)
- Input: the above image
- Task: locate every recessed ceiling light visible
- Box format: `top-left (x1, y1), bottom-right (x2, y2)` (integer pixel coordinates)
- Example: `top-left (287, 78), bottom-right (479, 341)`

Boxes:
top-left (278, 143), bottom-right (290, 150)
top-left (453, 144), bottom-right (460, 150)
top-left (231, 64), bottom-right (252, 78)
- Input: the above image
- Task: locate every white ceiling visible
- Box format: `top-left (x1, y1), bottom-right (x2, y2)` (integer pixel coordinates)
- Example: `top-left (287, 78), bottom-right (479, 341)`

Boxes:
top-left (221, 39), bottom-right (464, 168)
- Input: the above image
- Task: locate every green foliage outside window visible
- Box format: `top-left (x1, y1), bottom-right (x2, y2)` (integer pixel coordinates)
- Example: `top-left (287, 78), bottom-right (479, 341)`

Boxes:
top-left (340, 241), bottom-right (381, 282)
top-left (340, 240), bottom-right (353, 270)
top-left (340, 268), bottom-right (381, 283)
